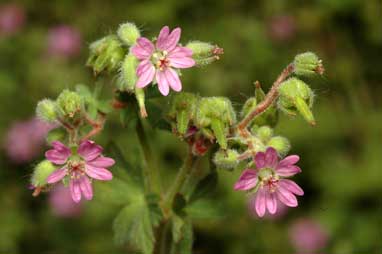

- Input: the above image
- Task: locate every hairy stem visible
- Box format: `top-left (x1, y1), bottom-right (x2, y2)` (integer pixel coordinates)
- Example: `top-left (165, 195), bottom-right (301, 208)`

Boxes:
top-left (80, 112), bottom-right (106, 142)
top-left (136, 117), bottom-right (162, 195)
top-left (162, 148), bottom-right (198, 218)
top-left (237, 63), bottom-right (294, 136)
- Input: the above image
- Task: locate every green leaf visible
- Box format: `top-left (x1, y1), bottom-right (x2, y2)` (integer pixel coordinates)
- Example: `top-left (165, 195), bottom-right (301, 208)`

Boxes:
top-left (188, 171), bottom-right (218, 203)
top-left (171, 218), bottom-right (193, 254)
top-left (113, 195), bottom-right (155, 254)
top-left (97, 100), bottom-right (113, 114)
top-left (185, 199), bottom-right (224, 220)
top-left (146, 194), bottom-right (163, 227)
top-left (95, 177), bottom-right (140, 206)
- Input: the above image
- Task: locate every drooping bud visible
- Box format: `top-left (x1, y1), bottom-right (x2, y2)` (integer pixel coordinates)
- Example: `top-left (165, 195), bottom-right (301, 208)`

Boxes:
top-left (213, 149), bottom-right (239, 170)
top-left (267, 136), bottom-right (290, 156)
top-left (294, 52), bottom-right (324, 77)
top-left (185, 41), bottom-right (223, 66)
top-left (36, 99), bottom-right (57, 123)
top-left (56, 90), bottom-right (83, 118)
top-left (255, 126), bottom-right (274, 143)
top-left (31, 160), bottom-right (57, 188)
top-left (167, 93), bottom-right (199, 135)
top-left (278, 78), bottom-right (316, 125)
top-left (135, 87), bottom-right (147, 118)
top-left (117, 22), bottom-right (140, 46)
top-left (117, 54), bottom-right (138, 92)
top-left (195, 97), bottom-right (236, 149)
top-left (86, 35), bottom-right (125, 74)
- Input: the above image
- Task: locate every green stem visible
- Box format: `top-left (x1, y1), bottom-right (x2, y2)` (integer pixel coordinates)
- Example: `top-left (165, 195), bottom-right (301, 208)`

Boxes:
top-left (162, 148), bottom-right (197, 217)
top-left (136, 117), bottom-right (161, 194)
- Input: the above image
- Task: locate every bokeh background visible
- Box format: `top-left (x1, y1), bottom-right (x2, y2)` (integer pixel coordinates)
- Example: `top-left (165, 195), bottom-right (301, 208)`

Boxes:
top-left (0, 0), bottom-right (381, 253)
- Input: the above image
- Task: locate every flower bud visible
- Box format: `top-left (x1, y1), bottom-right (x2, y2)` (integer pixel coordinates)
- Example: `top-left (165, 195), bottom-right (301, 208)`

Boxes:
top-left (56, 90), bottom-right (83, 118)
top-left (255, 126), bottom-right (273, 143)
top-left (36, 99), bottom-right (57, 123)
top-left (241, 97), bottom-right (257, 118)
top-left (294, 52), bottom-right (324, 77)
top-left (117, 22), bottom-right (140, 46)
top-left (135, 87), bottom-right (147, 118)
top-left (167, 93), bottom-right (199, 135)
top-left (196, 97), bottom-right (236, 149)
top-left (267, 136), bottom-right (290, 156)
top-left (31, 160), bottom-right (57, 187)
top-left (117, 54), bottom-right (138, 92)
top-left (278, 78), bottom-right (316, 125)
top-left (185, 41), bottom-right (223, 66)
top-left (86, 35), bottom-right (125, 74)
top-left (213, 149), bottom-right (239, 170)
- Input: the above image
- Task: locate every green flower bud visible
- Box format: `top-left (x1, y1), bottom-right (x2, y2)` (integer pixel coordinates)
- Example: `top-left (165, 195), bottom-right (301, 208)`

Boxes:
top-left (185, 41), bottom-right (223, 66)
top-left (267, 136), bottom-right (290, 156)
top-left (255, 126), bottom-right (273, 143)
top-left (213, 149), bottom-right (239, 170)
top-left (56, 90), bottom-right (83, 118)
top-left (294, 52), bottom-right (324, 77)
top-left (117, 22), bottom-right (140, 46)
top-left (167, 93), bottom-right (199, 135)
top-left (241, 97), bottom-right (257, 118)
top-left (31, 160), bottom-right (57, 187)
top-left (36, 99), bottom-right (57, 123)
top-left (135, 86), bottom-right (147, 118)
top-left (117, 54), bottom-right (138, 92)
top-left (278, 78), bottom-right (316, 125)
top-left (196, 97), bottom-right (236, 149)
top-left (86, 35), bottom-right (125, 74)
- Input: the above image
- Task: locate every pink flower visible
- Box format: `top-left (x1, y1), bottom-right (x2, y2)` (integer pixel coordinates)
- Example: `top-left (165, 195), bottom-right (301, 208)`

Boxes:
top-left (47, 25), bottom-right (82, 58)
top-left (131, 26), bottom-right (195, 96)
top-left (0, 3), bottom-right (26, 37)
top-left (267, 15), bottom-right (296, 42)
top-left (234, 147), bottom-right (304, 217)
top-left (289, 218), bottom-right (329, 251)
top-left (45, 140), bottom-right (114, 203)
top-left (49, 184), bottom-right (82, 218)
top-left (4, 118), bottom-right (56, 163)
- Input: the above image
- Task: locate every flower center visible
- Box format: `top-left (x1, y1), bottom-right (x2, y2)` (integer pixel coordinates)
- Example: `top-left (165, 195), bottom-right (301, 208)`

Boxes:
top-left (68, 160), bottom-right (85, 179)
top-left (258, 168), bottom-right (279, 192)
top-left (152, 51), bottom-right (169, 71)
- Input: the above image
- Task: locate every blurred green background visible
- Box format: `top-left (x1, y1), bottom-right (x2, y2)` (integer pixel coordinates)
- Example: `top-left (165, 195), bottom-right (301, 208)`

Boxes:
top-left (0, 0), bottom-right (381, 253)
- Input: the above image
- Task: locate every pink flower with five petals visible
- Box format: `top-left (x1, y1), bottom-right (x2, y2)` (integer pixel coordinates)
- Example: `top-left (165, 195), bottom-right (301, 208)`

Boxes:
top-left (131, 26), bottom-right (195, 96)
top-left (45, 140), bottom-right (114, 203)
top-left (234, 147), bottom-right (304, 217)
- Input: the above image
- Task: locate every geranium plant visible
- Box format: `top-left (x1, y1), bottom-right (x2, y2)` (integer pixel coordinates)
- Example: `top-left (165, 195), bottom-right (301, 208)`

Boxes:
top-left (31, 21), bottom-right (324, 253)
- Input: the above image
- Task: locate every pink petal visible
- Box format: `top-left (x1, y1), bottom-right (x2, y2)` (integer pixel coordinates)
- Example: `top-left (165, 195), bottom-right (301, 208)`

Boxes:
top-left (279, 179), bottom-right (304, 196)
top-left (51, 141), bottom-right (71, 154)
top-left (156, 26), bottom-right (170, 49)
top-left (276, 186), bottom-right (298, 207)
top-left (255, 188), bottom-right (267, 217)
top-left (78, 140), bottom-right (103, 161)
top-left (137, 59), bottom-right (152, 76)
top-left (47, 167), bottom-right (67, 184)
top-left (254, 151), bottom-right (266, 169)
top-left (70, 180), bottom-right (82, 203)
top-left (45, 150), bottom-right (70, 165)
top-left (87, 157), bottom-right (115, 168)
top-left (264, 147), bottom-right (278, 168)
top-left (156, 70), bottom-right (170, 96)
top-left (276, 165), bottom-right (301, 177)
top-left (167, 46), bottom-right (193, 58)
top-left (85, 164), bottom-right (113, 181)
top-left (278, 155), bottom-right (300, 168)
top-left (157, 27), bottom-right (181, 51)
top-left (234, 169), bottom-right (258, 191)
top-left (131, 37), bottom-right (154, 60)
top-left (164, 68), bottom-right (182, 92)
top-left (79, 176), bottom-right (93, 200)
top-left (266, 192), bottom-right (277, 214)
top-left (136, 64), bottom-right (155, 88)
top-left (168, 56), bottom-right (195, 69)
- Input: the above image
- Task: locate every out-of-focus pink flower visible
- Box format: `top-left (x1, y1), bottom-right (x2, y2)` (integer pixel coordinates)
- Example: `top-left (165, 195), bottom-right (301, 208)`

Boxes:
top-left (47, 25), bottom-right (82, 58)
top-left (289, 218), bottom-right (329, 251)
top-left (248, 198), bottom-right (289, 220)
top-left (0, 3), bottom-right (25, 36)
top-left (234, 147), bottom-right (303, 217)
top-left (131, 26), bottom-right (195, 96)
top-left (267, 15), bottom-right (296, 42)
top-left (49, 183), bottom-right (82, 218)
top-left (46, 140), bottom-right (114, 203)
top-left (4, 118), bottom-right (55, 163)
